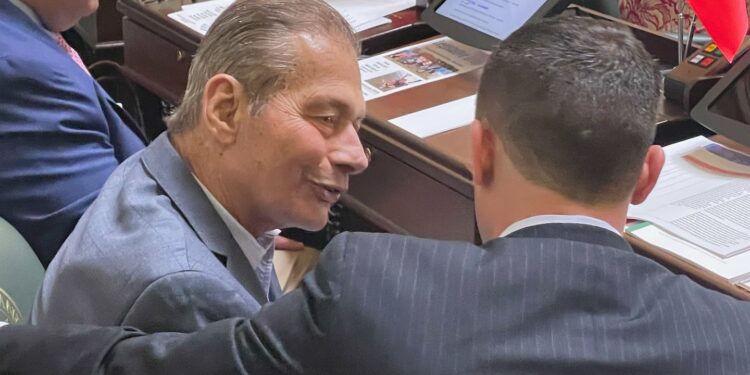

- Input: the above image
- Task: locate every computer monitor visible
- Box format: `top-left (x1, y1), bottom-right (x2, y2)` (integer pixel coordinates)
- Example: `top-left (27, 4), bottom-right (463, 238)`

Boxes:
top-left (421, 0), bottom-right (572, 50)
top-left (692, 50), bottom-right (750, 148)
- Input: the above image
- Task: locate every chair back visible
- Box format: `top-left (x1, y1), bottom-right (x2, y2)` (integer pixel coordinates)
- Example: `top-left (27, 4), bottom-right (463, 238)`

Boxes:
top-left (0, 217), bottom-right (44, 324)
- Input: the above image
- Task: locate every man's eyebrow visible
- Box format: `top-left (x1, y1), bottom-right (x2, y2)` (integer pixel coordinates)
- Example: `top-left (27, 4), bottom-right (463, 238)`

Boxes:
top-left (307, 97), bottom-right (361, 115)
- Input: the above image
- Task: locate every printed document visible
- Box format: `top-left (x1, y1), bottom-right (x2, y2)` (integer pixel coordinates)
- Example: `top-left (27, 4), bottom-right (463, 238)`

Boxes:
top-left (627, 222), bottom-right (750, 283)
top-left (168, 0), bottom-right (233, 35)
top-left (168, 0), bottom-right (414, 35)
top-left (359, 36), bottom-right (488, 100)
top-left (436, 0), bottom-right (548, 40)
top-left (628, 136), bottom-right (750, 258)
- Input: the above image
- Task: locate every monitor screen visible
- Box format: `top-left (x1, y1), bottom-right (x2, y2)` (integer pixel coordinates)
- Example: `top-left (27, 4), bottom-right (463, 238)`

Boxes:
top-left (435, 0), bottom-right (549, 41)
top-left (691, 50), bottom-right (750, 148)
top-left (709, 73), bottom-right (750, 127)
top-left (421, 0), bottom-right (570, 50)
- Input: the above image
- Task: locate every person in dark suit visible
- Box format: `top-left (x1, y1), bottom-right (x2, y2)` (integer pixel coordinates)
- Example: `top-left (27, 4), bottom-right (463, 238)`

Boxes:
top-left (4, 15), bottom-right (750, 375)
top-left (0, 0), bottom-right (145, 267)
top-left (30, 0), bottom-right (368, 333)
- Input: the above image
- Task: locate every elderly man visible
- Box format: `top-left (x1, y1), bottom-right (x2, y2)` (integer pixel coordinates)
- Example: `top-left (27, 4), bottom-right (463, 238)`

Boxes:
top-left (0, 0), bottom-right (145, 266)
top-left (5, 15), bottom-right (750, 375)
top-left (30, 0), bottom-right (368, 332)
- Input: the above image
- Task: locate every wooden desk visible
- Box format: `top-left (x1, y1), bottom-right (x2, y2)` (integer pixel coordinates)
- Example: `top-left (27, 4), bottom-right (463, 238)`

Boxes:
top-left (627, 135), bottom-right (750, 301)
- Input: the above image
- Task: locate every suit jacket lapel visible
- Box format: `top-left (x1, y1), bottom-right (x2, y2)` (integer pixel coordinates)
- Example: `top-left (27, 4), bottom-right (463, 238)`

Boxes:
top-left (141, 133), bottom-right (269, 304)
top-left (268, 267), bottom-right (283, 301)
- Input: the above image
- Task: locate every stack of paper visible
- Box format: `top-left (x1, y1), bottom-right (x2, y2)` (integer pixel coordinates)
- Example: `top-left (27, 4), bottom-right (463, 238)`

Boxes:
top-left (168, 0), bottom-right (416, 35)
top-left (323, 0), bottom-right (415, 32)
top-left (628, 136), bottom-right (750, 258)
top-left (168, 0), bottom-right (234, 35)
top-left (627, 136), bottom-right (750, 287)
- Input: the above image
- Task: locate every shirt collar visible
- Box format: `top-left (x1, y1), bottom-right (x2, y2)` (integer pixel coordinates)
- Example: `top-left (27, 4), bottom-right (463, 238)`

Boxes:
top-left (499, 214), bottom-right (621, 238)
top-left (8, 0), bottom-right (57, 40)
top-left (193, 176), bottom-right (279, 270)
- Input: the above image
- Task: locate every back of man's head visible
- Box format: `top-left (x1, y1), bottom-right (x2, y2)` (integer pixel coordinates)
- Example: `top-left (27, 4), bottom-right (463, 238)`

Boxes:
top-left (167, 0), bottom-right (357, 132)
top-left (476, 15), bottom-right (661, 204)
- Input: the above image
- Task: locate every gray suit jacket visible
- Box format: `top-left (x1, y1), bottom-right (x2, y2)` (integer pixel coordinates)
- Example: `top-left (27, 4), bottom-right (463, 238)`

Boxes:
top-left (30, 133), bottom-right (280, 333)
top-left (7, 226), bottom-right (750, 374)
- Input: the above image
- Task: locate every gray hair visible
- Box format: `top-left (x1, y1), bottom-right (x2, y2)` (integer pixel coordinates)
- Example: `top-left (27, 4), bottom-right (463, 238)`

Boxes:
top-left (167, 0), bottom-right (358, 133)
top-left (476, 15), bottom-right (662, 204)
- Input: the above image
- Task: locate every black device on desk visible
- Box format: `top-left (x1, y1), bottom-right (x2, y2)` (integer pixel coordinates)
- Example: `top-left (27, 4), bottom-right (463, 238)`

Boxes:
top-left (692, 49), bottom-right (750, 147)
top-left (421, 0), bottom-right (572, 50)
top-left (664, 40), bottom-right (743, 111)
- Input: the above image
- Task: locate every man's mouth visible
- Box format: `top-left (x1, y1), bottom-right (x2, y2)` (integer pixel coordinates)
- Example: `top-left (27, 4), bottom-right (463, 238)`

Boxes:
top-left (313, 182), bottom-right (345, 204)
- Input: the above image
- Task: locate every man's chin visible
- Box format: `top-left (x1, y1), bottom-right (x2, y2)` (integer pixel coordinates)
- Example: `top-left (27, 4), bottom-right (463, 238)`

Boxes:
top-left (292, 215), bottom-right (330, 233)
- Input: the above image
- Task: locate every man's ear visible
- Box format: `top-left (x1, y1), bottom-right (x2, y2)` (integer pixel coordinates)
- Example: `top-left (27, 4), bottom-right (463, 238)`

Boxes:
top-left (631, 145), bottom-right (665, 205)
top-left (202, 74), bottom-right (244, 145)
top-left (471, 120), bottom-right (496, 187)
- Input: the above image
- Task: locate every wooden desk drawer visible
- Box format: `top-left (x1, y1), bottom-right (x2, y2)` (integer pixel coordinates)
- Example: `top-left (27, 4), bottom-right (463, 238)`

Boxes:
top-left (347, 142), bottom-right (476, 242)
top-left (123, 18), bottom-right (192, 103)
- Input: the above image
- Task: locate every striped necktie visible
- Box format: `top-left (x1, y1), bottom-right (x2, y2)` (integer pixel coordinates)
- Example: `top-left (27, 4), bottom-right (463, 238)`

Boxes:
top-left (55, 33), bottom-right (89, 74)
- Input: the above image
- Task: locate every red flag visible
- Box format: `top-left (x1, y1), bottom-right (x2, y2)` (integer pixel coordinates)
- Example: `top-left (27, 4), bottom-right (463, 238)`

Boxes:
top-left (688, 0), bottom-right (749, 62)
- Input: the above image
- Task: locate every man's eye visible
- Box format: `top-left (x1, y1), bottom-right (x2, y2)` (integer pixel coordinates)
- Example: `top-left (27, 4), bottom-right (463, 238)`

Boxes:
top-left (320, 116), bottom-right (336, 125)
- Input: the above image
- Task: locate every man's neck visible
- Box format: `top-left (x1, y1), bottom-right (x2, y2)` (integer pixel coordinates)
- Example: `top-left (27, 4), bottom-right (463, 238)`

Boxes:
top-left (9, 0), bottom-right (54, 37)
top-left (480, 184), bottom-right (629, 241)
top-left (170, 131), bottom-right (270, 238)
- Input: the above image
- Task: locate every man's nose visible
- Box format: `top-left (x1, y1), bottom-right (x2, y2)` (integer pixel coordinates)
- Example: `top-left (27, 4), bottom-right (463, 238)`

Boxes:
top-left (330, 125), bottom-right (369, 175)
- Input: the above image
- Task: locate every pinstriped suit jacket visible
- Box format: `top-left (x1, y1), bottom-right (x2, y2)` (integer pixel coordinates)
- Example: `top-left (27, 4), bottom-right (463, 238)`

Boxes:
top-left (3, 224), bottom-right (750, 374)
top-left (235, 225), bottom-right (750, 374)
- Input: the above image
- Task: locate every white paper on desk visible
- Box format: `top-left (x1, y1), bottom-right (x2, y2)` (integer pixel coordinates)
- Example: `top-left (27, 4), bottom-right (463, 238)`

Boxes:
top-left (628, 136), bottom-right (750, 258)
top-left (323, 0), bottom-right (413, 32)
top-left (390, 95), bottom-right (476, 138)
top-left (350, 16), bottom-right (391, 33)
top-left (359, 36), bottom-right (488, 100)
top-left (181, 0), bottom-right (234, 11)
top-left (169, 0), bottom-right (402, 36)
top-left (324, 0), bottom-right (414, 27)
top-left (168, 0), bottom-right (233, 35)
top-left (628, 223), bottom-right (750, 282)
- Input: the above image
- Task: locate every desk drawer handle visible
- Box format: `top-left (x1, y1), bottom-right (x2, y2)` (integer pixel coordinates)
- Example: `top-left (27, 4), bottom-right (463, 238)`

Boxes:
top-left (176, 50), bottom-right (187, 62)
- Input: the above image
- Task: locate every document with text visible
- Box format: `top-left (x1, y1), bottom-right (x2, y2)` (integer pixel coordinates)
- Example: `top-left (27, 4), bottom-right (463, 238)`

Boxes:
top-left (359, 36), bottom-right (487, 100)
top-left (436, 0), bottom-right (548, 40)
top-left (168, 0), bottom-right (233, 35)
top-left (628, 136), bottom-right (750, 259)
top-left (168, 0), bottom-right (414, 35)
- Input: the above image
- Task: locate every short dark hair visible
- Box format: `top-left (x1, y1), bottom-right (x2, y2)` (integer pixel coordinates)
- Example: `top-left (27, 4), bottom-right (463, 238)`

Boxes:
top-left (476, 15), bottom-right (661, 204)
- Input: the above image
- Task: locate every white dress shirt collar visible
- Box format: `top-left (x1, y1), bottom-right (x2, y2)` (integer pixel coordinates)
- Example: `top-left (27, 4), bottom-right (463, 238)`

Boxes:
top-left (8, 0), bottom-right (57, 39)
top-left (499, 214), bottom-right (621, 238)
top-left (193, 177), bottom-right (279, 271)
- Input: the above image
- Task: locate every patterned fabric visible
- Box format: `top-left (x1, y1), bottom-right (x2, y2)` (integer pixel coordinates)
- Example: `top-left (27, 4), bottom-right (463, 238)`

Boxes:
top-left (55, 33), bottom-right (88, 74)
top-left (620, 0), bottom-right (750, 33)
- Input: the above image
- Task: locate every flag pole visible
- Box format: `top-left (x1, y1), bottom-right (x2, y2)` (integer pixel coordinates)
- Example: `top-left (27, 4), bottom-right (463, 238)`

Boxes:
top-left (678, 0), bottom-right (686, 63)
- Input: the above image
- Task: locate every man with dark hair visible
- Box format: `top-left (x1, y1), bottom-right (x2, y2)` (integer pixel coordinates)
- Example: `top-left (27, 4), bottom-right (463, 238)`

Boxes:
top-left (4, 15), bottom-right (750, 374)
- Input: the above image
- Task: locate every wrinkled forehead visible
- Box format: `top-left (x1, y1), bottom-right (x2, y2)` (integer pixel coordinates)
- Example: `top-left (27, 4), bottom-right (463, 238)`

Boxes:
top-left (290, 33), bottom-right (360, 83)
top-left (278, 34), bottom-right (363, 109)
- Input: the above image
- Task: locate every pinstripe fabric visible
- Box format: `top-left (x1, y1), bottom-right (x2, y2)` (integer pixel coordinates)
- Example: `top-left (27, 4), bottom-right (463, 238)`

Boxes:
top-left (242, 223), bottom-right (750, 375)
